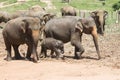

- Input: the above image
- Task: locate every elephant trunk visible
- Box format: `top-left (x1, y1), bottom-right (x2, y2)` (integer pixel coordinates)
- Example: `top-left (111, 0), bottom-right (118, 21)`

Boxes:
top-left (99, 16), bottom-right (104, 36)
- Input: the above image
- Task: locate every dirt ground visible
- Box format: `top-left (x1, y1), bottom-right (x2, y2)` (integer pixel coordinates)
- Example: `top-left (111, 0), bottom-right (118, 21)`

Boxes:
top-left (0, 23), bottom-right (120, 80)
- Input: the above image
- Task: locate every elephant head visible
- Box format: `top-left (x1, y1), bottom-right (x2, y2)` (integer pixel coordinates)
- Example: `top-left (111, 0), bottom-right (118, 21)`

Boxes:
top-left (90, 10), bottom-right (108, 35)
top-left (29, 5), bottom-right (45, 12)
top-left (0, 11), bottom-right (11, 23)
top-left (61, 6), bottom-right (77, 16)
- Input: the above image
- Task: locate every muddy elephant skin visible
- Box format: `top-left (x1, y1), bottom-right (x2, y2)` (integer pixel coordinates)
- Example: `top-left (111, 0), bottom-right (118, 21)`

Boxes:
top-left (2, 17), bottom-right (44, 62)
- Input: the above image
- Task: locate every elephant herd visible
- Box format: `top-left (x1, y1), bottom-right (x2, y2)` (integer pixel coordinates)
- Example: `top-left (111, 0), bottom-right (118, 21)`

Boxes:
top-left (0, 5), bottom-right (108, 63)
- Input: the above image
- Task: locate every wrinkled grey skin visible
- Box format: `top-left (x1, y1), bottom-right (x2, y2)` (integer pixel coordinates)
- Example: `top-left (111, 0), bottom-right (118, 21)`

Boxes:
top-left (40, 38), bottom-right (64, 59)
top-left (90, 10), bottom-right (108, 35)
top-left (44, 17), bottom-right (84, 59)
top-left (61, 6), bottom-right (77, 16)
top-left (2, 17), bottom-right (44, 62)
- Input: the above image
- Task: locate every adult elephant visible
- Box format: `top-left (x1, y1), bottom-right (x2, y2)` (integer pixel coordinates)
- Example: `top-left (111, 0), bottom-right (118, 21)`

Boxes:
top-left (0, 10), bottom-right (55, 25)
top-left (44, 16), bottom-right (101, 59)
top-left (2, 17), bottom-right (44, 62)
top-left (61, 6), bottom-right (77, 16)
top-left (0, 11), bottom-right (11, 23)
top-left (29, 5), bottom-right (45, 12)
top-left (90, 10), bottom-right (108, 35)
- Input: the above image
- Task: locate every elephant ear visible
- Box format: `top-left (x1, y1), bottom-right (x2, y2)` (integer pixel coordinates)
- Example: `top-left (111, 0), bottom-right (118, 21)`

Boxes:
top-left (90, 11), bottom-right (97, 18)
top-left (75, 19), bottom-right (83, 33)
top-left (21, 19), bottom-right (29, 33)
top-left (42, 13), bottom-right (56, 24)
top-left (104, 11), bottom-right (108, 19)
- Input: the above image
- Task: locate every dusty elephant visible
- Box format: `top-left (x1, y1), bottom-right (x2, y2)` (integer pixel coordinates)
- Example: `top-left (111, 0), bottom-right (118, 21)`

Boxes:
top-left (44, 16), bottom-right (84, 59)
top-left (2, 17), bottom-right (44, 62)
top-left (61, 6), bottom-right (77, 16)
top-left (90, 10), bottom-right (108, 35)
top-left (44, 16), bottom-right (101, 59)
top-left (40, 38), bottom-right (64, 59)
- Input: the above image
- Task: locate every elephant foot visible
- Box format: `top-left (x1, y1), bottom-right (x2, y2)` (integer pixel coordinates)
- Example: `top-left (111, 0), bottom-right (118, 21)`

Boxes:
top-left (39, 53), bottom-right (47, 58)
top-left (4, 56), bottom-right (12, 61)
top-left (59, 54), bottom-right (65, 60)
top-left (25, 56), bottom-right (31, 61)
top-left (74, 52), bottom-right (84, 59)
top-left (14, 56), bottom-right (24, 60)
top-left (30, 54), bottom-right (39, 63)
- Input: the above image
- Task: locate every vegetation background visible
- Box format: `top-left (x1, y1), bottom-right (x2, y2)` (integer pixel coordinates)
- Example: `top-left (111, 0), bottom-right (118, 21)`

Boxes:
top-left (0, 0), bottom-right (120, 33)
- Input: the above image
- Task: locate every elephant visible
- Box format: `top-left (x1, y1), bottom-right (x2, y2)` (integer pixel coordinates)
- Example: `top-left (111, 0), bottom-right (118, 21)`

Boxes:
top-left (11, 10), bottom-right (28, 19)
top-left (79, 17), bottom-right (100, 59)
top-left (90, 10), bottom-right (108, 35)
top-left (0, 9), bottom-right (55, 25)
top-left (2, 17), bottom-right (44, 62)
top-left (44, 16), bottom-right (84, 59)
top-left (29, 5), bottom-right (45, 12)
top-left (61, 6), bottom-right (77, 16)
top-left (0, 10), bottom-right (28, 23)
top-left (0, 11), bottom-right (11, 23)
top-left (40, 38), bottom-right (64, 59)
top-left (44, 16), bottom-right (101, 59)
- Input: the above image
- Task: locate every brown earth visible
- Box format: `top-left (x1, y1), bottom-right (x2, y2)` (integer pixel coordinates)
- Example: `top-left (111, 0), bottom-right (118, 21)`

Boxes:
top-left (0, 22), bottom-right (120, 80)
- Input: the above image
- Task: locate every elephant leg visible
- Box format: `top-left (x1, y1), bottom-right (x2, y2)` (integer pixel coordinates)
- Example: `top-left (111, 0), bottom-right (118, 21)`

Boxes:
top-left (74, 43), bottom-right (84, 59)
top-left (54, 48), bottom-right (64, 60)
top-left (3, 38), bottom-right (12, 61)
top-left (29, 43), bottom-right (39, 62)
top-left (92, 29), bottom-right (101, 60)
top-left (39, 47), bottom-right (47, 58)
top-left (54, 49), bottom-right (60, 59)
top-left (50, 50), bottom-right (54, 58)
top-left (26, 45), bottom-right (32, 60)
top-left (12, 45), bottom-right (23, 60)
top-left (80, 34), bottom-right (83, 42)
top-left (6, 44), bottom-right (12, 61)
top-left (71, 41), bottom-right (84, 59)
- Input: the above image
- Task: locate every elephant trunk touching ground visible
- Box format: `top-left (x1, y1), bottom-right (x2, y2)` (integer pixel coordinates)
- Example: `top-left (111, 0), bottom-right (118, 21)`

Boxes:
top-left (80, 18), bottom-right (101, 59)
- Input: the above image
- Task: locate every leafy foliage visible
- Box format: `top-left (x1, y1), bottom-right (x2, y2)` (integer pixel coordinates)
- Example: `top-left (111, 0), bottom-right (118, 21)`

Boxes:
top-left (112, 1), bottom-right (120, 11)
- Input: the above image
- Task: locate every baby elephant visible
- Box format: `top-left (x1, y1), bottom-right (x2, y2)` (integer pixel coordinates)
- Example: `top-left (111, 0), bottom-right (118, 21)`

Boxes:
top-left (40, 38), bottom-right (64, 59)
